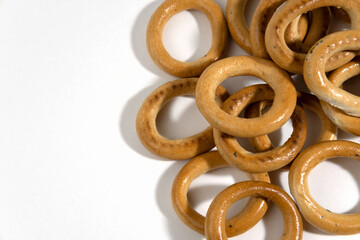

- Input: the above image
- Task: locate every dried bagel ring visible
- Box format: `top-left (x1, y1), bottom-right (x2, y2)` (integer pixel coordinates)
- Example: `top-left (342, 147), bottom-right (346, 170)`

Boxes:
top-left (214, 84), bottom-right (307, 173)
top-left (226, 0), bottom-right (309, 55)
top-left (304, 30), bottom-right (360, 117)
top-left (205, 181), bottom-right (303, 240)
top-left (265, 0), bottom-right (360, 74)
top-left (146, 0), bottom-right (228, 77)
top-left (320, 58), bottom-right (360, 135)
top-left (289, 140), bottom-right (360, 234)
top-left (171, 151), bottom-right (270, 237)
top-left (196, 56), bottom-right (297, 138)
top-left (247, 92), bottom-right (337, 152)
top-left (136, 78), bottom-right (228, 160)
top-left (251, 0), bottom-right (330, 59)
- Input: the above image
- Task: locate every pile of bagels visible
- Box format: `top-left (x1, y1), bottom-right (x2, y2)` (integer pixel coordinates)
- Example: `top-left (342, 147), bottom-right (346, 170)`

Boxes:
top-left (136, 0), bottom-right (360, 239)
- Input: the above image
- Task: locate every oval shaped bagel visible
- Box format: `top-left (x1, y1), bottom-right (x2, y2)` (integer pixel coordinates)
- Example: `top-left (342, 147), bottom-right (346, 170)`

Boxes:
top-left (205, 181), bottom-right (303, 240)
top-left (146, 0), bottom-right (228, 77)
top-left (172, 151), bottom-right (270, 236)
top-left (265, 0), bottom-right (360, 74)
top-left (196, 56), bottom-right (296, 137)
top-left (289, 140), bottom-right (360, 234)
top-left (214, 85), bottom-right (307, 173)
top-left (136, 78), bottom-right (228, 160)
top-left (304, 30), bottom-right (360, 117)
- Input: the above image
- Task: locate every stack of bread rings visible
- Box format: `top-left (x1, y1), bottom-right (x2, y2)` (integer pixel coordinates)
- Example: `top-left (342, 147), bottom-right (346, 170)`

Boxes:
top-left (136, 0), bottom-right (360, 238)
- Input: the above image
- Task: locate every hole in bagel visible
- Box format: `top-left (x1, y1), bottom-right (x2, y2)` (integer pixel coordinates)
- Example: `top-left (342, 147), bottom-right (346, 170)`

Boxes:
top-left (301, 108), bottom-right (321, 151)
top-left (188, 167), bottom-right (250, 217)
top-left (163, 10), bottom-right (211, 62)
top-left (220, 76), bottom-right (265, 95)
top-left (308, 157), bottom-right (360, 214)
top-left (235, 104), bottom-right (293, 153)
top-left (342, 74), bottom-right (360, 97)
top-left (328, 10), bottom-right (350, 33)
top-left (156, 95), bottom-right (209, 140)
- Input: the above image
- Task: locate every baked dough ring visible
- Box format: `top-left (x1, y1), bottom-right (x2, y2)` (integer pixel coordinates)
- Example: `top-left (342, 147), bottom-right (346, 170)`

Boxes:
top-left (171, 151), bottom-right (270, 236)
top-left (320, 58), bottom-right (360, 135)
top-left (205, 181), bottom-right (303, 240)
top-left (136, 78), bottom-right (228, 160)
top-left (146, 0), bottom-right (228, 77)
top-left (251, 0), bottom-right (330, 59)
top-left (214, 84), bottom-right (307, 173)
top-left (304, 30), bottom-right (360, 117)
top-left (196, 56), bottom-right (297, 137)
top-left (289, 140), bottom-right (360, 234)
top-left (265, 0), bottom-right (360, 74)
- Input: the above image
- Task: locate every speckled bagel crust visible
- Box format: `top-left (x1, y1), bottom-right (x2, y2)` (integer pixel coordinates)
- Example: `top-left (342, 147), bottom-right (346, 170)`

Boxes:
top-left (251, 0), bottom-right (330, 59)
top-left (265, 0), bottom-right (360, 74)
top-left (146, 0), bottom-right (228, 77)
top-left (289, 140), bottom-right (360, 234)
top-left (136, 78), bottom-right (228, 160)
top-left (226, 0), bottom-right (310, 55)
top-left (304, 30), bottom-right (360, 117)
top-left (205, 181), bottom-right (303, 240)
top-left (214, 85), bottom-right (307, 173)
top-left (195, 56), bottom-right (297, 138)
top-left (171, 151), bottom-right (270, 237)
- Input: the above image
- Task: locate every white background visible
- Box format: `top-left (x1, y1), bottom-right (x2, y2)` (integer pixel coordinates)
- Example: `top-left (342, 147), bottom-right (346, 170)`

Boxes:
top-left (0, 0), bottom-right (360, 239)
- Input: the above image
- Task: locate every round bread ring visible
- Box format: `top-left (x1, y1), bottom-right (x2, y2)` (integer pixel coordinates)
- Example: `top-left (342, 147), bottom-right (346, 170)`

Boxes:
top-left (247, 92), bottom-right (337, 152)
top-left (205, 181), bottom-right (303, 240)
top-left (171, 151), bottom-right (270, 236)
top-left (250, 0), bottom-right (330, 59)
top-left (320, 58), bottom-right (360, 135)
top-left (214, 85), bottom-right (307, 173)
top-left (304, 30), bottom-right (360, 117)
top-left (226, 0), bottom-right (309, 55)
top-left (265, 0), bottom-right (360, 74)
top-left (195, 56), bottom-right (297, 138)
top-left (289, 140), bottom-right (360, 234)
top-left (136, 78), bottom-right (228, 160)
top-left (146, 0), bottom-right (228, 77)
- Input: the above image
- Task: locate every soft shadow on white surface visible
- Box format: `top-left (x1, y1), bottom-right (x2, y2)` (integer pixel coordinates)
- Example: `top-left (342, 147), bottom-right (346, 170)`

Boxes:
top-left (337, 160), bottom-right (360, 214)
top-left (156, 96), bottom-right (209, 140)
top-left (309, 157), bottom-right (360, 214)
